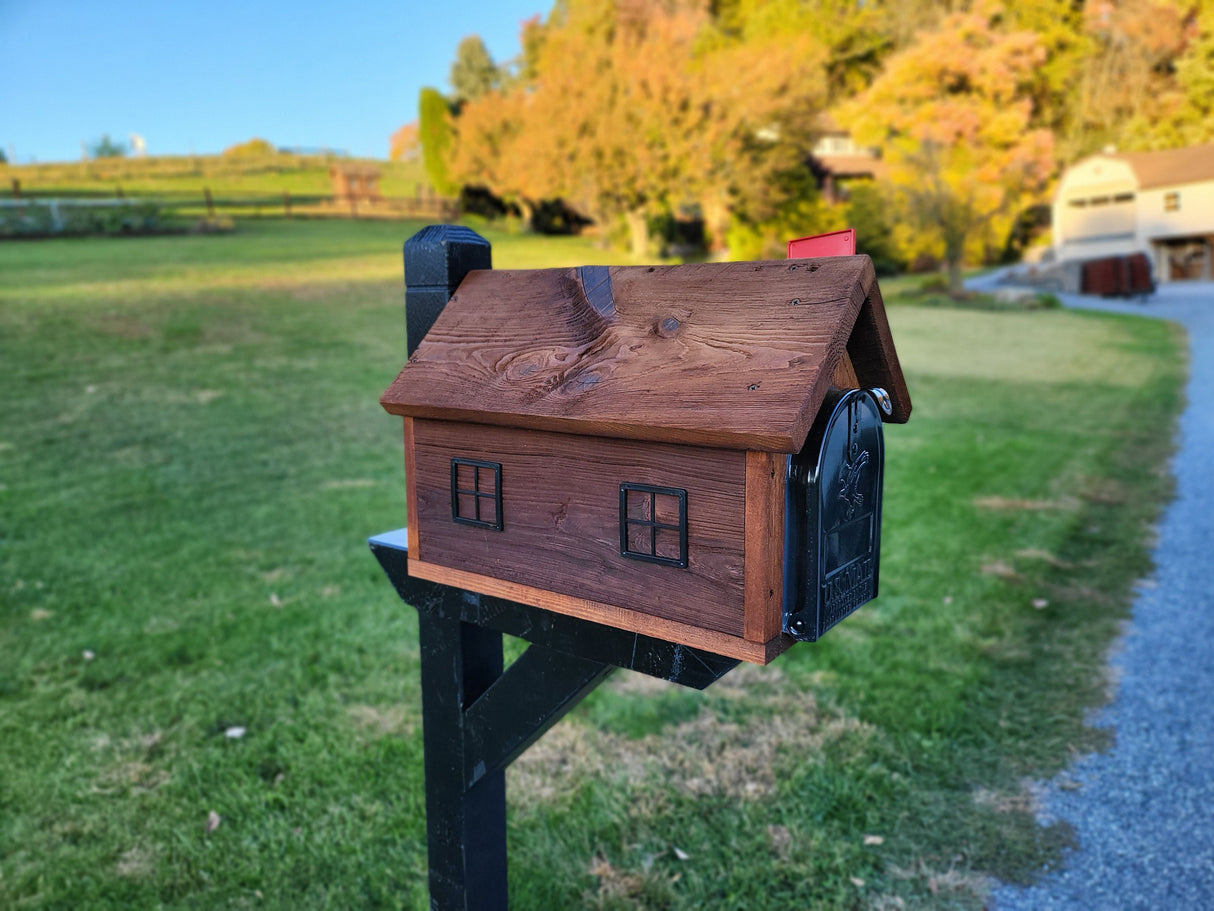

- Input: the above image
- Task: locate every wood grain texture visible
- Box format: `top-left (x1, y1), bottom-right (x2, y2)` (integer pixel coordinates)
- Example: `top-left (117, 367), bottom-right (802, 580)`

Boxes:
top-left (403, 417), bottom-right (421, 559)
top-left (846, 282), bottom-right (912, 423)
top-left (412, 420), bottom-right (747, 636)
top-left (831, 350), bottom-right (859, 390)
top-left (408, 557), bottom-right (791, 664)
top-left (744, 451), bottom-right (786, 643)
top-left (382, 257), bottom-right (891, 453)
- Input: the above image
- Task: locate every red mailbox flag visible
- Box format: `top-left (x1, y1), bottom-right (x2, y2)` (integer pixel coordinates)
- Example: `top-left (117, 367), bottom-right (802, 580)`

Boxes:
top-left (787, 228), bottom-right (856, 259)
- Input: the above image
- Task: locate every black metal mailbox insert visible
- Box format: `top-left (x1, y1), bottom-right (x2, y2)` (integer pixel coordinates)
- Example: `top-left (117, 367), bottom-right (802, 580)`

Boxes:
top-left (783, 388), bottom-right (885, 640)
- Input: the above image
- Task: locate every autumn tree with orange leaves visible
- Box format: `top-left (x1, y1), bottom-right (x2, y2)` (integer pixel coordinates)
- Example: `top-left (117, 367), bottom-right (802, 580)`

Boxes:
top-left (847, 11), bottom-right (1056, 292)
top-left (409, 0), bottom-right (1212, 265)
top-left (450, 0), bottom-right (828, 257)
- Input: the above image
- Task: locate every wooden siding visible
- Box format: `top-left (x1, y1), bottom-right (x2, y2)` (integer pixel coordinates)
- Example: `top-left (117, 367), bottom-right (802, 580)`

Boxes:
top-left (407, 559), bottom-right (793, 664)
top-left (411, 420), bottom-right (748, 637)
top-left (846, 283), bottom-right (910, 421)
top-left (403, 417), bottom-right (421, 560)
top-left (743, 451), bottom-right (786, 643)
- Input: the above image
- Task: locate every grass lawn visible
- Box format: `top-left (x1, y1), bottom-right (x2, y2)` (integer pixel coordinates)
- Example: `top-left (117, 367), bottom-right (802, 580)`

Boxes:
top-left (3, 154), bottom-right (431, 199)
top-left (0, 219), bottom-right (1184, 909)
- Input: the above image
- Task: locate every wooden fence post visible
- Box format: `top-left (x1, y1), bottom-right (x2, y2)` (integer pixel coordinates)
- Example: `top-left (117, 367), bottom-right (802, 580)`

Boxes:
top-left (204, 187), bottom-right (215, 218)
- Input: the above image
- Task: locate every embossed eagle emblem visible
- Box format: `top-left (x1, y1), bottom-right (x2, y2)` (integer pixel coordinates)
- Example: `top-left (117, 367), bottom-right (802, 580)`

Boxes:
top-left (838, 443), bottom-right (870, 521)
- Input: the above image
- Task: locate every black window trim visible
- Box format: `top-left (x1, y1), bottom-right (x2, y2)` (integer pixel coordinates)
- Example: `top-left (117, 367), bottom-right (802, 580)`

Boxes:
top-left (619, 483), bottom-right (688, 568)
top-left (451, 458), bottom-right (503, 531)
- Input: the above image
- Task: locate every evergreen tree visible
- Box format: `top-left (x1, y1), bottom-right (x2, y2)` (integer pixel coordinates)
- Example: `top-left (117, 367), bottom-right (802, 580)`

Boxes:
top-left (418, 87), bottom-right (457, 195)
top-left (89, 134), bottom-right (127, 159)
top-left (449, 35), bottom-right (501, 105)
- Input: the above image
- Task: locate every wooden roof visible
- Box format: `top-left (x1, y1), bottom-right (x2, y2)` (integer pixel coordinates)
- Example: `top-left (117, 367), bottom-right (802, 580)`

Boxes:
top-left (813, 154), bottom-right (889, 180)
top-left (1112, 143), bottom-right (1214, 190)
top-left (381, 256), bottom-right (910, 453)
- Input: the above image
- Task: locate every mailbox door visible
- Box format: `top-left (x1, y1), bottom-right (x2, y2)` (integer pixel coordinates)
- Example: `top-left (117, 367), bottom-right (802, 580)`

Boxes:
top-left (783, 389), bottom-right (885, 641)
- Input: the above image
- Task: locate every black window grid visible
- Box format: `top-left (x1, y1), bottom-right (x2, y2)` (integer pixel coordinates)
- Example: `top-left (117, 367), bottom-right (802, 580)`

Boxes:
top-left (450, 458), bottom-right (503, 531)
top-left (619, 483), bottom-right (688, 568)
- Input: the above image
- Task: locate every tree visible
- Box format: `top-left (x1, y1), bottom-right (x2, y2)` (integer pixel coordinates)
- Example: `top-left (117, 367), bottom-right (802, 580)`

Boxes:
top-left (450, 0), bottom-right (828, 256)
top-left (449, 35), bottom-right (501, 105)
top-left (1068, 0), bottom-right (1191, 154)
top-left (1000, 0), bottom-right (1089, 144)
top-left (846, 182), bottom-right (905, 275)
top-left (1141, 3), bottom-right (1214, 148)
top-left (223, 138), bottom-right (276, 157)
top-left (89, 134), bottom-right (127, 159)
top-left (389, 121), bottom-right (420, 162)
top-left (847, 11), bottom-right (1055, 292)
top-left (714, 0), bottom-right (893, 103)
top-left (1165, 3), bottom-right (1214, 144)
top-left (418, 87), bottom-right (458, 195)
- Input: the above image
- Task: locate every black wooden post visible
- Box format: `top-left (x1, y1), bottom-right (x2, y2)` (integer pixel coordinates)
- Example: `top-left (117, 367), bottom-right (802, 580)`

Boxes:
top-left (418, 613), bottom-right (509, 910)
top-left (204, 187), bottom-right (215, 219)
top-left (403, 225), bottom-right (501, 908)
top-left (368, 532), bottom-right (739, 910)
top-left (403, 225), bottom-right (491, 357)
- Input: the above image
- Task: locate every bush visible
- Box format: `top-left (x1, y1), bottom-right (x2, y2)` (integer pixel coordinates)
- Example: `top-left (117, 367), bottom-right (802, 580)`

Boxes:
top-left (1031, 292), bottom-right (1063, 310)
top-left (727, 166), bottom-right (830, 261)
top-left (0, 201), bottom-right (184, 238)
top-left (846, 183), bottom-right (905, 274)
top-left (89, 134), bottom-right (127, 159)
top-left (223, 138), bottom-right (277, 157)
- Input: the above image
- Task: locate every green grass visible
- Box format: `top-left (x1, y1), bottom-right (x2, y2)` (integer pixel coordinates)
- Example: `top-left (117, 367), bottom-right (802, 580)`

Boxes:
top-left (2, 153), bottom-right (431, 199)
top-left (0, 220), bottom-right (1185, 909)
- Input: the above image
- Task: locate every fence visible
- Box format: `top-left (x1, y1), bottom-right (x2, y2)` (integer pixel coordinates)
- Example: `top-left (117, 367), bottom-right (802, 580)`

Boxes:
top-left (5, 180), bottom-right (460, 223)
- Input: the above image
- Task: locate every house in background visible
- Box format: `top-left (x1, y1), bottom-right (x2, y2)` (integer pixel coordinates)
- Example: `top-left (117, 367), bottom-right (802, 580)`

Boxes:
top-left (808, 121), bottom-right (887, 205)
top-left (1053, 143), bottom-right (1214, 282)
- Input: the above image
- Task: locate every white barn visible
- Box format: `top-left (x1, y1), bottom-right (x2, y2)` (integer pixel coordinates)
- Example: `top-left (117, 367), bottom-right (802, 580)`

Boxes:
top-left (1053, 143), bottom-right (1214, 282)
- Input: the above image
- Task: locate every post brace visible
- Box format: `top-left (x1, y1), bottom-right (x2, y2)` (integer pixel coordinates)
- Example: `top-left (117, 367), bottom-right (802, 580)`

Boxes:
top-left (369, 529), bottom-right (738, 909)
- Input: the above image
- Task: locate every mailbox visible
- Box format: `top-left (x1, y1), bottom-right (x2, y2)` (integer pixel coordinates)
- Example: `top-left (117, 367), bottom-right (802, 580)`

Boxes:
top-left (381, 227), bottom-right (910, 664)
top-left (784, 386), bottom-right (887, 641)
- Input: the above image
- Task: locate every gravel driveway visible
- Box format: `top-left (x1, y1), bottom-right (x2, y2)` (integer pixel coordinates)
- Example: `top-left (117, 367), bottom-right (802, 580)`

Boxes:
top-left (969, 278), bottom-right (1214, 909)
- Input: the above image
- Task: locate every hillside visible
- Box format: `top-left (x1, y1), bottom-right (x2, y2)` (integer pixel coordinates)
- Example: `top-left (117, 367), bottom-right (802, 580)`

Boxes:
top-left (0, 152), bottom-right (431, 199)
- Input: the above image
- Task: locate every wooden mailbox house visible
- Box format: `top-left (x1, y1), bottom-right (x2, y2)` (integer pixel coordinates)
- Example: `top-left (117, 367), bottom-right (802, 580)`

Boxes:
top-left (381, 230), bottom-right (910, 665)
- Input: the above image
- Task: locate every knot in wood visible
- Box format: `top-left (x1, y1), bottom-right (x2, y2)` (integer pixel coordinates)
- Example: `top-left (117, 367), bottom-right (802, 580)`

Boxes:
top-left (657, 316), bottom-right (681, 338)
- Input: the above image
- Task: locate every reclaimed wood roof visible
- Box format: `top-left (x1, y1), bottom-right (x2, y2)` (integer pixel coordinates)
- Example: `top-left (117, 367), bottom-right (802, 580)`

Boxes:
top-left (381, 256), bottom-right (910, 453)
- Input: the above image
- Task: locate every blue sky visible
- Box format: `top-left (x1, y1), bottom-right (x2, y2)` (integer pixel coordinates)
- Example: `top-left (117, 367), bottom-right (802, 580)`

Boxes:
top-left (0, 0), bottom-right (546, 163)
